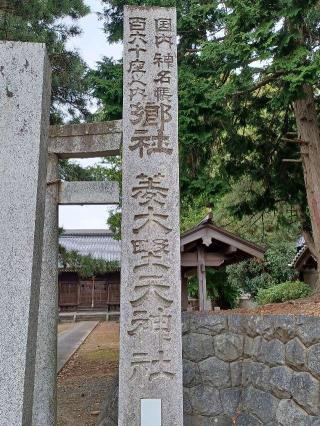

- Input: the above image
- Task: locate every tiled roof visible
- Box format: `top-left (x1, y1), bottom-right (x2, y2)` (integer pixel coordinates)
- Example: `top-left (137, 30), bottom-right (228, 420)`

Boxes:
top-left (289, 245), bottom-right (308, 268)
top-left (289, 244), bottom-right (317, 268)
top-left (181, 215), bottom-right (265, 259)
top-left (59, 230), bottom-right (121, 262)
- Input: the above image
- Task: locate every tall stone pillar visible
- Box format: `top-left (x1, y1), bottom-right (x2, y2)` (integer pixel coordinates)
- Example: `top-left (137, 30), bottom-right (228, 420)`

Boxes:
top-left (33, 154), bottom-right (59, 425)
top-left (0, 42), bottom-right (51, 425)
top-left (119, 6), bottom-right (183, 425)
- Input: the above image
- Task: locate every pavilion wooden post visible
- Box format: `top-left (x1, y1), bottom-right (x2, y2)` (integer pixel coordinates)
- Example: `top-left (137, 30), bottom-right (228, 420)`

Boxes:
top-left (91, 276), bottom-right (95, 309)
top-left (181, 272), bottom-right (189, 311)
top-left (77, 281), bottom-right (81, 306)
top-left (197, 246), bottom-right (207, 311)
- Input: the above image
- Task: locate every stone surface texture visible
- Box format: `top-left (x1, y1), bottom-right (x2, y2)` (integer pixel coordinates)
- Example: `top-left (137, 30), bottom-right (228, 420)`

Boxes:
top-left (0, 41), bottom-right (50, 425)
top-left (49, 120), bottom-right (122, 158)
top-left (32, 155), bottom-right (59, 426)
top-left (58, 180), bottom-right (119, 205)
top-left (183, 312), bottom-right (320, 425)
top-left (100, 312), bottom-right (320, 425)
top-left (119, 6), bottom-right (183, 426)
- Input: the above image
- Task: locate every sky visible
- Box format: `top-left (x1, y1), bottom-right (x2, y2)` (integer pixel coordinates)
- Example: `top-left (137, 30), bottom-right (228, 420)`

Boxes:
top-left (65, 0), bottom-right (122, 68)
top-left (59, 0), bottom-right (122, 230)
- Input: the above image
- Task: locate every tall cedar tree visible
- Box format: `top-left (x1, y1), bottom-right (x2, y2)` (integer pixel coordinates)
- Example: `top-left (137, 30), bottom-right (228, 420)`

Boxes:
top-left (0, 0), bottom-right (90, 122)
top-left (96, 0), bottom-right (320, 286)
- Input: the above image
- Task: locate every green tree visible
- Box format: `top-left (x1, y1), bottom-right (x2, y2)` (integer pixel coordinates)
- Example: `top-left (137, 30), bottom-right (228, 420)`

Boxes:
top-left (203, 0), bottom-right (320, 285)
top-left (90, 57), bottom-right (123, 121)
top-left (59, 158), bottom-right (121, 182)
top-left (0, 0), bottom-right (91, 122)
top-left (58, 229), bottom-right (120, 279)
top-left (227, 241), bottom-right (297, 298)
top-left (97, 1), bottom-right (319, 239)
top-left (59, 248), bottom-right (120, 279)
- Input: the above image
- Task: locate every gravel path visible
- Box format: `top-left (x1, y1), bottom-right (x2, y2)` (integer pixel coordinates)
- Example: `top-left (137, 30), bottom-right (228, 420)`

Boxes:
top-left (57, 322), bottom-right (119, 426)
top-left (58, 321), bottom-right (98, 372)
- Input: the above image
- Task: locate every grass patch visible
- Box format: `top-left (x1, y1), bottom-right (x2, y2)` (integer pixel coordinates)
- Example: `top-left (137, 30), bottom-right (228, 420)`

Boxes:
top-left (84, 348), bottom-right (119, 362)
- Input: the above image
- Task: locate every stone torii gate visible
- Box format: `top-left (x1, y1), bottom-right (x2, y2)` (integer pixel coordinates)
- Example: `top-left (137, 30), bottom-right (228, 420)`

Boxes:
top-left (32, 121), bottom-right (122, 425)
top-left (0, 6), bottom-right (183, 426)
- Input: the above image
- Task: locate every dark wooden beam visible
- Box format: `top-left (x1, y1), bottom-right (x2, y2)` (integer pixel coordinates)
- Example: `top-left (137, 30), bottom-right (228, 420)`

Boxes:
top-left (181, 252), bottom-right (225, 267)
top-left (181, 272), bottom-right (189, 311)
top-left (223, 245), bottom-right (237, 255)
top-left (197, 246), bottom-right (207, 312)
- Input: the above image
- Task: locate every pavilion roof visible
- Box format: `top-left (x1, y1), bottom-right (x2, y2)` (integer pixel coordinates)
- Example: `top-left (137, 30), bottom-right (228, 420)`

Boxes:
top-left (290, 244), bottom-right (317, 270)
top-left (180, 214), bottom-right (265, 267)
top-left (59, 216), bottom-right (265, 273)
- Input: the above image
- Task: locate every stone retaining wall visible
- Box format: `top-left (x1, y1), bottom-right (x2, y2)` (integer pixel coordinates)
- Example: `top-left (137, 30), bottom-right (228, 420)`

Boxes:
top-left (98, 312), bottom-right (320, 425)
top-left (183, 312), bottom-right (320, 425)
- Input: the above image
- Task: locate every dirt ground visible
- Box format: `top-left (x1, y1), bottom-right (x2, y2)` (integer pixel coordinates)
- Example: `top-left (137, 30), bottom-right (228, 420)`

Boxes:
top-left (57, 322), bottom-right (119, 426)
top-left (227, 293), bottom-right (320, 316)
top-left (57, 297), bottom-right (320, 425)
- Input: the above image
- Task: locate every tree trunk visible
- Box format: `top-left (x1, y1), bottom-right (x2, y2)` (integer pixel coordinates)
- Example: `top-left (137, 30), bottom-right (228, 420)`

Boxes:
top-left (293, 84), bottom-right (320, 289)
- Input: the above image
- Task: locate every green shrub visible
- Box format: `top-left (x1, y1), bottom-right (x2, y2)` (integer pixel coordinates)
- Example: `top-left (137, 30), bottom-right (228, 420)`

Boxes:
top-left (226, 241), bottom-right (296, 297)
top-left (256, 281), bottom-right (311, 305)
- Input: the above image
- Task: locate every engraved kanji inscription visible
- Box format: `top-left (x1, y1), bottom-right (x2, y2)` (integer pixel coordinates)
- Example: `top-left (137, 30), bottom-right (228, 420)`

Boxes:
top-left (129, 129), bottom-right (173, 157)
top-left (154, 87), bottom-right (172, 102)
top-left (150, 350), bottom-right (174, 381)
top-left (129, 17), bottom-right (146, 31)
top-left (131, 238), bottom-right (170, 271)
top-left (130, 102), bottom-right (172, 127)
top-left (129, 17), bottom-right (147, 45)
top-left (130, 87), bottom-right (146, 101)
top-left (128, 59), bottom-right (146, 75)
top-left (129, 45), bottom-right (147, 59)
top-left (155, 18), bottom-right (172, 32)
top-left (130, 349), bottom-right (175, 381)
top-left (133, 206), bottom-right (172, 234)
top-left (132, 173), bottom-right (168, 206)
top-left (128, 307), bottom-right (172, 342)
top-left (155, 34), bottom-right (173, 48)
top-left (130, 276), bottom-right (173, 308)
top-left (154, 70), bottom-right (171, 84)
top-left (153, 53), bottom-right (174, 68)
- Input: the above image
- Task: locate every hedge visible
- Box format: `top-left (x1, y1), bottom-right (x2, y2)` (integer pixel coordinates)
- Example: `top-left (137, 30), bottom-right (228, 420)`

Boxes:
top-left (256, 281), bottom-right (312, 305)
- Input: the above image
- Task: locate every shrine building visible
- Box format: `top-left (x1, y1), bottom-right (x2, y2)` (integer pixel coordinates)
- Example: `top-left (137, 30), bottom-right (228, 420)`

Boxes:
top-left (58, 215), bottom-right (265, 313)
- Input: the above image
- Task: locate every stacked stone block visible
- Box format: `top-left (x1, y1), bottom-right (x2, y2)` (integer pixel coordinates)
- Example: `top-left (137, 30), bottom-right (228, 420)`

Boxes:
top-left (98, 313), bottom-right (320, 425)
top-left (183, 313), bottom-right (320, 425)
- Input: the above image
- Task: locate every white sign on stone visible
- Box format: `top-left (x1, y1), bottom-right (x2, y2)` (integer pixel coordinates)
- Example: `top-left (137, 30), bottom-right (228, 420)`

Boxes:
top-left (119, 6), bottom-right (183, 425)
top-left (0, 41), bottom-right (50, 425)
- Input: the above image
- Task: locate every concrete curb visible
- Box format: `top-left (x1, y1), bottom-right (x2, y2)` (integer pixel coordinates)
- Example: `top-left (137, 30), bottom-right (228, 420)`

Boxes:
top-left (57, 321), bottom-right (99, 373)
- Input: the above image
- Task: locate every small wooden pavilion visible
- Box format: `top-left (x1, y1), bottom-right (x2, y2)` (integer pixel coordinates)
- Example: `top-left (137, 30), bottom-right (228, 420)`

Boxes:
top-left (291, 243), bottom-right (318, 289)
top-left (180, 214), bottom-right (265, 311)
top-left (59, 219), bottom-right (265, 312)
